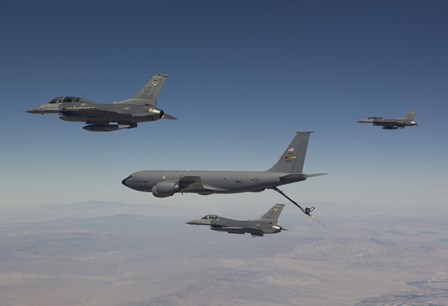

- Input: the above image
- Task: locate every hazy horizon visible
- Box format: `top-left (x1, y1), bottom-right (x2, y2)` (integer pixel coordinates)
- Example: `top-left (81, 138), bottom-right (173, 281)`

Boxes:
top-left (1, 200), bottom-right (447, 305)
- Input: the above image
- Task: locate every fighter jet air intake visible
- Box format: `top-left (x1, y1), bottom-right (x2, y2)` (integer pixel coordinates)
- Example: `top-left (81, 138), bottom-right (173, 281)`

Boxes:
top-left (27, 74), bottom-right (176, 132)
top-left (187, 204), bottom-right (286, 237)
top-left (122, 132), bottom-right (326, 218)
top-left (358, 109), bottom-right (418, 130)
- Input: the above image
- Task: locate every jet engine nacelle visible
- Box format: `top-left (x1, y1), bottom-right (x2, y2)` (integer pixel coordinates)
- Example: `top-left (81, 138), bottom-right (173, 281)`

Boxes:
top-left (151, 181), bottom-right (179, 198)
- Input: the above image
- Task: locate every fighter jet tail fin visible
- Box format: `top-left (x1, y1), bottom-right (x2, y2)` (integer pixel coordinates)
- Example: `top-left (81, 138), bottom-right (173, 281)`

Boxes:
top-left (122, 73), bottom-right (168, 106)
top-left (266, 132), bottom-right (312, 174)
top-left (404, 109), bottom-right (417, 120)
top-left (259, 204), bottom-right (285, 223)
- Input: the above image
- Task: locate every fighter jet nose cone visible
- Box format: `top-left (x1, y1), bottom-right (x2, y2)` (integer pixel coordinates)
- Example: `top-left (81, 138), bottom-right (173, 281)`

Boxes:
top-left (26, 108), bottom-right (40, 114)
top-left (186, 219), bottom-right (203, 225)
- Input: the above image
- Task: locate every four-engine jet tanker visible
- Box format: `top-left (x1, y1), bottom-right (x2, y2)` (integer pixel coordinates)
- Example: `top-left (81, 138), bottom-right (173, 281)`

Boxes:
top-left (122, 132), bottom-right (326, 215)
top-left (187, 204), bottom-right (286, 237)
top-left (357, 109), bottom-right (418, 130)
top-left (27, 74), bottom-right (176, 132)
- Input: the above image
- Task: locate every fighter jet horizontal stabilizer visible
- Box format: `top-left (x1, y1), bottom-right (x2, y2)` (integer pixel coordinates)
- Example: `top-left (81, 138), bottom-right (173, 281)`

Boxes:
top-left (162, 113), bottom-right (177, 120)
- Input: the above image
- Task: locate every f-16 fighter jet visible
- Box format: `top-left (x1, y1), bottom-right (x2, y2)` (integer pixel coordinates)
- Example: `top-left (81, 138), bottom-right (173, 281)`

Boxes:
top-left (358, 109), bottom-right (417, 130)
top-left (186, 204), bottom-right (286, 237)
top-left (27, 73), bottom-right (175, 131)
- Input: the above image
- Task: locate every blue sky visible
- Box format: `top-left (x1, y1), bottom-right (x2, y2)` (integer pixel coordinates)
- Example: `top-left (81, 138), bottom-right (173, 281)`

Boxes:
top-left (0, 0), bottom-right (447, 212)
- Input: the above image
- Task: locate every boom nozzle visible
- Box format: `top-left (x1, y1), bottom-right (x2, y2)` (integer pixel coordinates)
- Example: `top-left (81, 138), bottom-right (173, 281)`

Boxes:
top-left (272, 187), bottom-right (324, 226)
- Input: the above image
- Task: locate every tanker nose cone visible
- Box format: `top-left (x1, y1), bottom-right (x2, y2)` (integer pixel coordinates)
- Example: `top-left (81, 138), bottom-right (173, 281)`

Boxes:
top-left (122, 175), bottom-right (131, 187)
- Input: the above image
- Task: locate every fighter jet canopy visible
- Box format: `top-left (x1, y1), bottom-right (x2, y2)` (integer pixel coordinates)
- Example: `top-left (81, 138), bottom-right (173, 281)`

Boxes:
top-left (201, 214), bottom-right (219, 220)
top-left (48, 96), bottom-right (91, 104)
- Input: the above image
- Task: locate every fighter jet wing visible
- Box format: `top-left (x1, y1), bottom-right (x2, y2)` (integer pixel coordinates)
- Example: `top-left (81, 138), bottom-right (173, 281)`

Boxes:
top-left (126, 112), bottom-right (151, 117)
top-left (92, 104), bottom-right (142, 115)
top-left (61, 106), bottom-right (111, 117)
top-left (95, 105), bottom-right (176, 120)
top-left (214, 226), bottom-right (264, 236)
top-left (379, 121), bottom-right (399, 128)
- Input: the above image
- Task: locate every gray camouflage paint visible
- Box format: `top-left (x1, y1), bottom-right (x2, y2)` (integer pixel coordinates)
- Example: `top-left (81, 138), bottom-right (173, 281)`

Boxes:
top-left (27, 74), bottom-right (175, 131)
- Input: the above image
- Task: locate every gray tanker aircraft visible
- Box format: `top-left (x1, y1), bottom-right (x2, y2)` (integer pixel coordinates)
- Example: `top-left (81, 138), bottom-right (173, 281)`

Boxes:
top-left (27, 73), bottom-right (175, 132)
top-left (186, 204), bottom-right (286, 237)
top-left (358, 109), bottom-right (417, 130)
top-left (122, 132), bottom-right (326, 217)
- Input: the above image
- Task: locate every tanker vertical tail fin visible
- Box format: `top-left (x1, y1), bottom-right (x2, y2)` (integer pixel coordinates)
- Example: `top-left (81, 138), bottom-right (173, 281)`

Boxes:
top-left (266, 132), bottom-right (312, 174)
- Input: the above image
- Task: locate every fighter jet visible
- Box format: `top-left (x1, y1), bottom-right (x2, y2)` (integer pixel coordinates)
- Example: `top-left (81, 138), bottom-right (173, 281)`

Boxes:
top-left (27, 73), bottom-right (175, 132)
top-left (357, 109), bottom-right (417, 130)
top-left (186, 204), bottom-right (286, 237)
top-left (122, 132), bottom-right (326, 217)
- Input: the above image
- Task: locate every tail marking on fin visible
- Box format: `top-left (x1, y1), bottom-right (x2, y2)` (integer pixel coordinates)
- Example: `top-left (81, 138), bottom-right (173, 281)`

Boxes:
top-left (267, 132), bottom-right (313, 174)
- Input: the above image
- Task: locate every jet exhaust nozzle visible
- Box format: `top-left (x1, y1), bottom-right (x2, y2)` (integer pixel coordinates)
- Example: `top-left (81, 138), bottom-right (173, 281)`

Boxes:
top-left (272, 225), bottom-right (286, 232)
